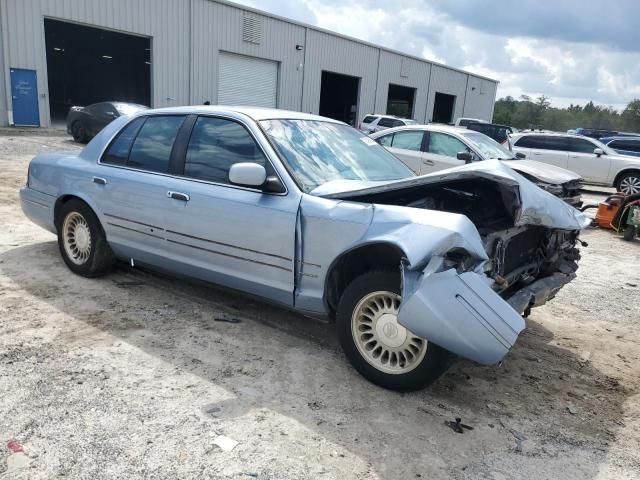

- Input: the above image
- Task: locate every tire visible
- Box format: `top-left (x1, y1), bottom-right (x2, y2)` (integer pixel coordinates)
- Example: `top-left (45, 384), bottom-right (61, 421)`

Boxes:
top-left (71, 121), bottom-right (88, 143)
top-left (336, 270), bottom-right (451, 391)
top-left (616, 171), bottom-right (640, 195)
top-left (57, 199), bottom-right (114, 277)
top-left (623, 224), bottom-right (636, 241)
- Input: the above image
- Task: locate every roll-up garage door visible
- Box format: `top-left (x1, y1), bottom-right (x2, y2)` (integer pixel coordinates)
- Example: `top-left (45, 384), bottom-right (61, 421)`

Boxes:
top-left (218, 52), bottom-right (278, 108)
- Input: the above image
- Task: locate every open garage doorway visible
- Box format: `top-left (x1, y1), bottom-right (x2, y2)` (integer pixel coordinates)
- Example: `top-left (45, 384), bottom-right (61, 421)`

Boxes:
top-left (44, 19), bottom-right (151, 124)
top-left (432, 92), bottom-right (456, 124)
top-left (386, 84), bottom-right (415, 119)
top-left (319, 71), bottom-right (360, 126)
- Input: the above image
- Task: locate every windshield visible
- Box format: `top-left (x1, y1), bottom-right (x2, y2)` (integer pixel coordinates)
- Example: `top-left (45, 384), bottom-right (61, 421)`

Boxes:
top-left (462, 131), bottom-right (515, 160)
top-left (260, 119), bottom-right (414, 193)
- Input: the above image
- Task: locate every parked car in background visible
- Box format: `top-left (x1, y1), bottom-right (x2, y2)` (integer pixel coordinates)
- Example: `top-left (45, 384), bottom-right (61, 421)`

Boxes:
top-left (599, 136), bottom-right (640, 157)
top-left (454, 117), bottom-right (486, 127)
top-left (465, 122), bottom-right (514, 149)
top-left (21, 106), bottom-right (588, 391)
top-left (511, 132), bottom-right (640, 195)
top-left (573, 128), bottom-right (618, 140)
top-left (359, 114), bottom-right (417, 134)
top-left (66, 101), bottom-right (149, 143)
top-left (370, 125), bottom-right (584, 207)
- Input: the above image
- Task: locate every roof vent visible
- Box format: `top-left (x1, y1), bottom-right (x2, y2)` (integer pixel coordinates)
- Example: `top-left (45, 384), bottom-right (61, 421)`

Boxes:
top-left (243, 14), bottom-right (262, 44)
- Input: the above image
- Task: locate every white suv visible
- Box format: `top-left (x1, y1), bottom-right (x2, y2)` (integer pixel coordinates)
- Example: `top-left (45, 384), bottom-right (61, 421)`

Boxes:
top-left (511, 132), bottom-right (640, 195)
top-left (359, 114), bottom-right (417, 134)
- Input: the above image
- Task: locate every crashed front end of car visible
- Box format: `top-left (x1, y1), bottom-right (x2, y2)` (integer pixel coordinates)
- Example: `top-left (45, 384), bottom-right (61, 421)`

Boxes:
top-left (323, 160), bottom-right (589, 365)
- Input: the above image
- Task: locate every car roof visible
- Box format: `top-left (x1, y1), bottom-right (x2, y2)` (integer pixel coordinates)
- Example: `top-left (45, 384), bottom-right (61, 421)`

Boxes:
top-left (510, 131), bottom-right (595, 140)
top-left (137, 106), bottom-right (345, 124)
top-left (370, 124), bottom-right (471, 136)
top-left (600, 136), bottom-right (640, 142)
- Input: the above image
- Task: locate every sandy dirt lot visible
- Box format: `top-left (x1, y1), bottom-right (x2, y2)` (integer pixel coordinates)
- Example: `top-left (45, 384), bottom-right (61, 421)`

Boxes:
top-left (0, 130), bottom-right (639, 479)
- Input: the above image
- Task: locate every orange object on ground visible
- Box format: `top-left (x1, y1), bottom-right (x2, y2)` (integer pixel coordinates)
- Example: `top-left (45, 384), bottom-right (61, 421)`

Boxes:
top-left (595, 194), bottom-right (624, 229)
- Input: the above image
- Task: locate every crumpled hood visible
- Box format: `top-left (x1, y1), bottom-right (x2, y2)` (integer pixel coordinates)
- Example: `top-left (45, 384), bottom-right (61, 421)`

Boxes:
top-left (320, 159), bottom-right (590, 231)
top-left (505, 159), bottom-right (582, 184)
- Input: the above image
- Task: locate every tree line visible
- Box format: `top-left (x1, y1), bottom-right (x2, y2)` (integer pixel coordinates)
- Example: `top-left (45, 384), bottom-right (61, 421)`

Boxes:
top-left (492, 95), bottom-right (640, 134)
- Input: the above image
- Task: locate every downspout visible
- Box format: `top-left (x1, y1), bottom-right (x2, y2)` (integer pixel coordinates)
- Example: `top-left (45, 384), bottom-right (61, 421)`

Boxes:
top-left (424, 64), bottom-right (433, 124)
top-left (188, 0), bottom-right (193, 104)
top-left (0, 0), bottom-right (12, 125)
top-left (300, 26), bottom-right (307, 111)
top-left (461, 75), bottom-right (470, 119)
top-left (373, 48), bottom-right (381, 116)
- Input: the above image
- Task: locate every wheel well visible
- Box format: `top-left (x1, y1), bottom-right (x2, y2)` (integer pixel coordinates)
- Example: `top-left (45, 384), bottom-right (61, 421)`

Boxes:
top-left (54, 195), bottom-right (85, 229)
top-left (613, 169), bottom-right (640, 188)
top-left (324, 243), bottom-right (405, 318)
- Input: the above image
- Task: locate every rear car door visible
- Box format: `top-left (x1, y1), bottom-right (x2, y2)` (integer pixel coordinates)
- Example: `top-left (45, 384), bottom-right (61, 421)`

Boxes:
top-left (161, 115), bottom-right (299, 306)
top-left (94, 114), bottom-right (186, 264)
top-left (376, 130), bottom-right (426, 174)
top-left (422, 131), bottom-right (474, 173)
top-left (566, 137), bottom-right (611, 182)
top-left (512, 135), bottom-right (569, 168)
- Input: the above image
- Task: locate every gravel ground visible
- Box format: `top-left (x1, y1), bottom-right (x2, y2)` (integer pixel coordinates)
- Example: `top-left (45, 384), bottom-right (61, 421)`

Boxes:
top-left (0, 131), bottom-right (639, 480)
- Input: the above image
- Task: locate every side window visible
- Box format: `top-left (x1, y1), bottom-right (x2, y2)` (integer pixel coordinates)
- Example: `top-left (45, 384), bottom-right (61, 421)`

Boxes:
top-left (390, 131), bottom-right (424, 152)
top-left (608, 140), bottom-right (622, 149)
top-left (128, 116), bottom-right (185, 173)
top-left (362, 115), bottom-right (377, 124)
top-left (184, 117), bottom-right (266, 184)
top-left (377, 134), bottom-right (394, 147)
top-left (101, 117), bottom-right (146, 165)
top-left (616, 140), bottom-right (640, 152)
top-left (538, 136), bottom-right (568, 151)
top-left (392, 119), bottom-right (405, 128)
top-left (567, 137), bottom-right (597, 154)
top-left (377, 118), bottom-right (395, 128)
top-left (514, 135), bottom-right (537, 148)
top-left (428, 132), bottom-right (469, 157)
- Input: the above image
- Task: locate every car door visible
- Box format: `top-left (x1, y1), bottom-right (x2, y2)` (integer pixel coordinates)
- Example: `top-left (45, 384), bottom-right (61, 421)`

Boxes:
top-left (422, 131), bottom-right (474, 173)
top-left (512, 135), bottom-right (569, 168)
top-left (376, 130), bottom-right (426, 174)
top-left (566, 136), bottom-right (611, 182)
top-left (93, 114), bottom-right (187, 264)
top-left (161, 115), bottom-right (299, 306)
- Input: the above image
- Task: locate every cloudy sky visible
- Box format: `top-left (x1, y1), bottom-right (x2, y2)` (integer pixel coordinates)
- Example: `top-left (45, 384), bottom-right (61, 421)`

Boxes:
top-left (234, 0), bottom-right (639, 110)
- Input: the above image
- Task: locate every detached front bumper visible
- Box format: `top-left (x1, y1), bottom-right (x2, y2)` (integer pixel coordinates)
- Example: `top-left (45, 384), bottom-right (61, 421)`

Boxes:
top-left (397, 263), bottom-right (574, 365)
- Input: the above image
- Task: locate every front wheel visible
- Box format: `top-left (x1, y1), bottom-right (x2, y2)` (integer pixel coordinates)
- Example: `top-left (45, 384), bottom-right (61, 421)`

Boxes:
top-left (71, 121), bottom-right (88, 143)
top-left (616, 172), bottom-right (640, 195)
top-left (336, 270), bottom-right (451, 391)
top-left (57, 199), bottom-right (114, 277)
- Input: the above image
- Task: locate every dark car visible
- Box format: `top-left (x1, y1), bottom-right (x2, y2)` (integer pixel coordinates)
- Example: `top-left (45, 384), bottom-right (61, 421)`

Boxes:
top-left (466, 122), bottom-right (514, 149)
top-left (66, 102), bottom-right (149, 143)
top-left (599, 136), bottom-right (640, 157)
top-left (573, 127), bottom-right (618, 140)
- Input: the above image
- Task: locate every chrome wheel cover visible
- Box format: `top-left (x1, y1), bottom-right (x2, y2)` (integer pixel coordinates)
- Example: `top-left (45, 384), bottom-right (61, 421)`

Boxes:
top-left (351, 291), bottom-right (428, 375)
top-left (62, 212), bottom-right (92, 265)
top-left (620, 175), bottom-right (640, 195)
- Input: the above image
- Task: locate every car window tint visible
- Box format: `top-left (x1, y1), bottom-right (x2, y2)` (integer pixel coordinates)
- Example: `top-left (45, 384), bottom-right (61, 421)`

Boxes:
top-left (390, 131), bottom-right (423, 151)
top-left (612, 140), bottom-right (640, 152)
top-left (428, 132), bottom-right (469, 157)
top-left (362, 116), bottom-right (377, 124)
top-left (101, 117), bottom-right (146, 165)
top-left (567, 137), bottom-right (597, 154)
top-left (392, 119), bottom-right (405, 127)
top-left (128, 116), bottom-right (185, 172)
top-left (184, 117), bottom-right (266, 184)
top-left (377, 118), bottom-right (395, 127)
top-left (377, 134), bottom-right (394, 147)
top-left (515, 135), bottom-right (567, 151)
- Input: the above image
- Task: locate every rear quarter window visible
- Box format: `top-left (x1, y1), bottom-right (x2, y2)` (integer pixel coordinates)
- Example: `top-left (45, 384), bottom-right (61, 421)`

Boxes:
top-left (101, 117), bottom-right (146, 165)
top-left (362, 115), bottom-right (377, 124)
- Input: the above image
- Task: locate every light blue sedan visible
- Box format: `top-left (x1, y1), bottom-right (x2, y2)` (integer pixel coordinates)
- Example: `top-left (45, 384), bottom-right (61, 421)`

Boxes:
top-left (20, 106), bottom-right (589, 391)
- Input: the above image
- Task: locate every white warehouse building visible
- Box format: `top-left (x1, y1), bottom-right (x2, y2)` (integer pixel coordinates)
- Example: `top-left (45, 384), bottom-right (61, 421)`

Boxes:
top-left (0, 0), bottom-right (498, 129)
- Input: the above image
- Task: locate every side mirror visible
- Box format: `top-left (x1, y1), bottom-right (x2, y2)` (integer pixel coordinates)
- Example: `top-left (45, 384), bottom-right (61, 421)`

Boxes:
top-left (515, 152), bottom-right (526, 159)
top-left (229, 163), bottom-right (267, 188)
top-left (594, 148), bottom-right (604, 157)
top-left (457, 151), bottom-right (473, 164)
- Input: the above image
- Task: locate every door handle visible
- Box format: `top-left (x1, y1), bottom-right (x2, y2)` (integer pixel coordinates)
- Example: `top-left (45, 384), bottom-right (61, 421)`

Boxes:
top-left (92, 176), bottom-right (107, 185)
top-left (422, 159), bottom-right (435, 165)
top-left (167, 191), bottom-right (190, 202)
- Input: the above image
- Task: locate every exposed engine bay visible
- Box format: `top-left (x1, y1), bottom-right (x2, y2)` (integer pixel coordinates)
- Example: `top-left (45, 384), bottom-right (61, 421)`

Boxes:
top-left (334, 177), bottom-right (582, 309)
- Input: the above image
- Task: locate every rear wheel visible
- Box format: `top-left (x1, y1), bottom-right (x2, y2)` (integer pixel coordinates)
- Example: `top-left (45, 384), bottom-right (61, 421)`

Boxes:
top-left (71, 121), bottom-right (88, 143)
top-left (336, 270), bottom-right (451, 391)
top-left (616, 171), bottom-right (640, 195)
top-left (57, 199), bottom-right (114, 277)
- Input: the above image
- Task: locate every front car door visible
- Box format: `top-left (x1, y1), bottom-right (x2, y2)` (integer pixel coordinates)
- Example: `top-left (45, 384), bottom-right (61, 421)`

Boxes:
top-left (376, 130), bottom-right (426, 175)
top-left (566, 136), bottom-right (611, 182)
top-left (161, 115), bottom-right (300, 306)
top-left (512, 135), bottom-right (569, 168)
top-left (422, 131), bottom-right (475, 173)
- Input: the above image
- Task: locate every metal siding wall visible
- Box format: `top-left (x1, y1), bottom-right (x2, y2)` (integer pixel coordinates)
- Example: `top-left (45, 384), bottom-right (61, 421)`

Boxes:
top-left (302, 29), bottom-right (379, 120)
top-left (0, 0), bottom-right (7, 126)
top-left (463, 77), bottom-right (498, 121)
top-left (426, 66), bottom-right (469, 123)
top-left (190, 0), bottom-right (306, 110)
top-left (1, 0), bottom-right (190, 127)
top-left (375, 50), bottom-right (431, 123)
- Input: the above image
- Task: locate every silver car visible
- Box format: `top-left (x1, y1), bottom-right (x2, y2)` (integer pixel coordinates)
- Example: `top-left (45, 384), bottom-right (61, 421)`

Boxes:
top-left (20, 106), bottom-right (588, 391)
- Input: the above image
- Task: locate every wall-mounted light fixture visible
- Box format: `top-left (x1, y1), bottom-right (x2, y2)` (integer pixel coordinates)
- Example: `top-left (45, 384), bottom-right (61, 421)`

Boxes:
top-left (295, 44), bottom-right (304, 51)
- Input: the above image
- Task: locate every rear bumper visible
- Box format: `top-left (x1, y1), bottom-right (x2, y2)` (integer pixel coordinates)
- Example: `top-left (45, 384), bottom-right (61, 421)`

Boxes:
top-left (20, 187), bottom-right (57, 235)
top-left (398, 263), bottom-right (574, 365)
